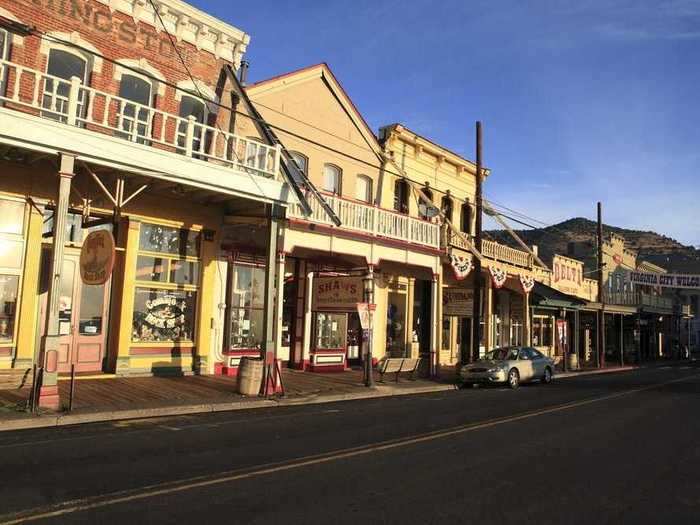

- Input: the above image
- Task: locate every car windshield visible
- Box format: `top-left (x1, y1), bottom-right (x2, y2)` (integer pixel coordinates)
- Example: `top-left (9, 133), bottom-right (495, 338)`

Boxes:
top-left (483, 347), bottom-right (520, 361)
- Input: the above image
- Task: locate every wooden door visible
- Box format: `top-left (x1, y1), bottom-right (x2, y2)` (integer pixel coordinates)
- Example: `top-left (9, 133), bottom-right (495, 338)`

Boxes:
top-left (39, 250), bottom-right (111, 373)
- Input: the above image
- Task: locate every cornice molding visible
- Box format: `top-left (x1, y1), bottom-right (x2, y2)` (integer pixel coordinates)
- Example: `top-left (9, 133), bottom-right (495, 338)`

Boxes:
top-left (95, 0), bottom-right (250, 65)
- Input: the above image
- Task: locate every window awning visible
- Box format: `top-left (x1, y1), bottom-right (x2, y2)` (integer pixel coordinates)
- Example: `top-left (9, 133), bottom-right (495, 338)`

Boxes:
top-left (530, 282), bottom-right (586, 310)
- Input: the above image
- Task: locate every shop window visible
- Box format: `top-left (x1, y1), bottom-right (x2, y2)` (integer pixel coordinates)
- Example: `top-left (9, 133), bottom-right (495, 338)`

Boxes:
top-left (356, 175), bottom-right (372, 203)
top-left (42, 209), bottom-right (112, 244)
top-left (393, 179), bottom-right (409, 214)
top-left (0, 198), bottom-right (25, 343)
top-left (510, 318), bottom-right (523, 346)
top-left (461, 201), bottom-right (472, 235)
top-left (229, 265), bottom-right (265, 350)
top-left (314, 312), bottom-right (347, 349)
top-left (387, 292), bottom-right (406, 354)
top-left (289, 151), bottom-right (308, 176)
top-left (322, 164), bottom-right (342, 195)
top-left (177, 95), bottom-right (208, 156)
top-left (42, 48), bottom-right (88, 123)
top-left (532, 316), bottom-right (552, 347)
top-left (132, 222), bottom-right (201, 343)
top-left (441, 316), bottom-right (451, 350)
top-left (117, 73), bottom-right (153, 144)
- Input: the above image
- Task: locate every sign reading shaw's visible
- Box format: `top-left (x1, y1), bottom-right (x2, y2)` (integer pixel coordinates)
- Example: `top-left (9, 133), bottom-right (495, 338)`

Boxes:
top-left (630, 271), bottom-right (700, 290)
top-left (312, 276), bottom-right (364, 311)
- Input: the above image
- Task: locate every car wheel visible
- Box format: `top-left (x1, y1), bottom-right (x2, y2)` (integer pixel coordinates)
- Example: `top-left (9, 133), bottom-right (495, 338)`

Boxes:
top-left (508, 368), bottom-right (520, 389)
top-left (542, 367), bottom-right (553, 384)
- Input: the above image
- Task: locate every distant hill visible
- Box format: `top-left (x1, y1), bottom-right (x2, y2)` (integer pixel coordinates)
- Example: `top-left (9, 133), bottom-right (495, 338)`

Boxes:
top-left (486, 217), bottom-right (700, 273)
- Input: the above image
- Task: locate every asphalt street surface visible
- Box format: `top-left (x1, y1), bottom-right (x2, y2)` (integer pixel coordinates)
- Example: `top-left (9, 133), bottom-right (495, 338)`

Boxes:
top-left (1, 363), bottom-right (699, 524)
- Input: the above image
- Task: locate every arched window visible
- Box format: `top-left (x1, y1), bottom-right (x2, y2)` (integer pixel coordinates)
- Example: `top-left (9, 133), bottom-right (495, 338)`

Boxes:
top-left (177, 95), bottom-right (208, 156)
top-left (419, 188), bottom-right (434, 220)
top-left (118, 72), bottom-right (153, 144)
top-left (441, 196), bottom-right (453, 222)
top-left (0, 29), bottom-right (9, 99)
top-left (356, 175), bottom-right (373, 203)
top-left (322, 164), bottom-right (342, 194)
top-left (461, 200), bottom-right (472, 235)
top-left (289, 151), bottom-right (308, 176)
top-left (42, 48), bottom-right (88, 123)
top-left (393, 178), bottom-right (409, 214)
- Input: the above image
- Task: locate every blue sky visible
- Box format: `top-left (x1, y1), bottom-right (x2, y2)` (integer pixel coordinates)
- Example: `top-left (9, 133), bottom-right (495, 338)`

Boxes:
top-left (198, 0), bottom-right (700, 246)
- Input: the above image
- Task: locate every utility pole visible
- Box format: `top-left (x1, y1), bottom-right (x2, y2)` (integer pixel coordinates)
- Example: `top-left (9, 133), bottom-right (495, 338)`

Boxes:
top-left (597, 202), bottom-right (606, 368)
top-left (471, 122), bottom-right (483, 363)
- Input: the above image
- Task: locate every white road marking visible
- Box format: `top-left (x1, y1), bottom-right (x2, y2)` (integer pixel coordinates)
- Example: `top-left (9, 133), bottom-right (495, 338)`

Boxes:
top-left (1, 372), bottom-right (697, 525)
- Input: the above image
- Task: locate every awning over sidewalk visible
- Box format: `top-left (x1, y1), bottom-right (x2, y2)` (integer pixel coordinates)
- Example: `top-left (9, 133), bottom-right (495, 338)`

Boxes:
top-left (531, 282), bottom-right (586, 310)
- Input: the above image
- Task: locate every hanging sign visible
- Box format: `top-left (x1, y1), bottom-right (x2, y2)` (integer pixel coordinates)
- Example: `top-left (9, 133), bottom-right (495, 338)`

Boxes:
top-left (519, 274), bottom-right (535, 294)
top-left (489, 266), bottom-right (508, 289)
top-left (449, 254), bottom-right (473, 281)
top-left (629, 271), bottom-right (700, 290)
top-left (356, 302), bottom-right (376, 330)
top-left (313, 276), bottom-right (364, 310)
top-left (443, 289), bottom-right (474, 317)
top-left (80, 229), bottom-right (115, 285)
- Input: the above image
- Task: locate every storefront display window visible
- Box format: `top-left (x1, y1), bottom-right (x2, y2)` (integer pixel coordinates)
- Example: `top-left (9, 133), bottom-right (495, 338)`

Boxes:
top-left (532, 316), bottom-right (553, 347)
top-left (0, 197), bottom-right (25, 344)
top-left (442, 316), bottom-right (451, 350)
top-left (314, 312), bottom-right (347, 349)
top-left (510, 318), bottom-right (523, 346)
top-left (0, 275), bottom-right (19, 342)
top-left (387, 292), bottom-right (406, 354)
top-left (132, 222), bottom-right (201, 343)
top-left (132, 288), bottom-right (196, 342)
top-left (229, 265), bottom-right (265, 349)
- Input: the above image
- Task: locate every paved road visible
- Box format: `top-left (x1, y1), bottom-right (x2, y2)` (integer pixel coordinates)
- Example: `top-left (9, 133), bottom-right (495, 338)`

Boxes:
top-left (1, 364), bottom-right (699, 524)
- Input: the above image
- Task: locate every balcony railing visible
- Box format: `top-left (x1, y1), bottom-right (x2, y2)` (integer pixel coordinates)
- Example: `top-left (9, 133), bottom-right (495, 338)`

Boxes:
top-left (446, 230), bottom-right (532, 268)
top-left (287, 193), bottom-right (441, 249)
top-left (603, 291), bottom-right (674, 311)
top-left (0, 59), bottom-right (280, 178)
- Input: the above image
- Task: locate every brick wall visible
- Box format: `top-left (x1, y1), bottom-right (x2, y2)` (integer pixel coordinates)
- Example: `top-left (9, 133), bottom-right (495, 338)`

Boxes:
top-left (2, 0), bottom-right (234, 124)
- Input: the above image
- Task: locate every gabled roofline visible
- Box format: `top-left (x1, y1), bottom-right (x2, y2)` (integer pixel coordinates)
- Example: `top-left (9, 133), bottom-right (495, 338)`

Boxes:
top-left (246, 63), bottom-right (384, 161)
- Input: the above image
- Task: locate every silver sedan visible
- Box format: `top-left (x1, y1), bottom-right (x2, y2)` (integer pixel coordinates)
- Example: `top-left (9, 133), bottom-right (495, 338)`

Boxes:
top-left (460, 346), bottom-right (555, 389)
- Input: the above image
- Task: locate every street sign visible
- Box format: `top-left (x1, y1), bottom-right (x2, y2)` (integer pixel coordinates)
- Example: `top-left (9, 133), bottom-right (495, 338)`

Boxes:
top-left (356, 302), bottom-right (376, 330)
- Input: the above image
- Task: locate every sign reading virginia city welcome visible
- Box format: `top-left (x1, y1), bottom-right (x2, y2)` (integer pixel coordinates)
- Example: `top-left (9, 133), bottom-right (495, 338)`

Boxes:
top-left (630, 271), bottom-right (700, 290)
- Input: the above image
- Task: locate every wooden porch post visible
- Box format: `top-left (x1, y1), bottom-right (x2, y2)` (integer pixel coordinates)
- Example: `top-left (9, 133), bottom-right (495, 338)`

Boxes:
top-left (39, 153), bottom-right (75, 409)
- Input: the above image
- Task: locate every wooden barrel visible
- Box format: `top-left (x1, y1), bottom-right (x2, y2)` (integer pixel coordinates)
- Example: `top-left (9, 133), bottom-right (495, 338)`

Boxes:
top-left (237, 357), bottom-right (264, 396)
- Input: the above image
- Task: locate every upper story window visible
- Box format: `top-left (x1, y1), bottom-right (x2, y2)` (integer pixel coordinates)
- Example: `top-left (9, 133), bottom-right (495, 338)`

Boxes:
top-left (289, 151), bottom-right (308, 176)
top-left (461, 200), bottom-right (472, 235)
top-left (177, 95), bottom-right (208, 155)
top-left (42, 48), bottom-right (88, 123)
top-left (418, 188), bottom-right (434, 220)
top-left (322, 164), bottom-right (342, 194)
top-left (0, 29), bottom-right (8, 99)
top-left (118, 72), bottom-right (153, 144)
top-left (441, 196), bottom-right (453, 222)
top-left (356, 175), bottom-right (373, 203)
top-left (394, 178), bottom-right (409, 214)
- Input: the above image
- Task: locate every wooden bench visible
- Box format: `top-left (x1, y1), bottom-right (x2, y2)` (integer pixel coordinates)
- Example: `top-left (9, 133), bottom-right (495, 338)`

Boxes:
top-left (377, 357), bottom-right (422, 382)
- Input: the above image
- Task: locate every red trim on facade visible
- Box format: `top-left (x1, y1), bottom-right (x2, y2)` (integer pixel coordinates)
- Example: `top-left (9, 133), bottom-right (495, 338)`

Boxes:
top-left (311, 349), bottom-right (346, 355)
top-left (129, 347), bottom-right (196, 357)
top-left (309, 364), bottom-right (347, 373)
top-left (222, 349), bottom-right (262, 356)
top-left (38, 385), bottom-right (60, 410)
top-left (0, 347), bottom-right (12, 357)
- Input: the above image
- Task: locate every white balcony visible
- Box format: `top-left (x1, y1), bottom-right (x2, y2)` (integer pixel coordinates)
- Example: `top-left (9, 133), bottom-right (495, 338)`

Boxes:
top-left (446, 230), bottom-right (533, 268)
top-left (0, 59), bottom-right (280, 179)
top-left (287, 193), bottom-right (441, 249)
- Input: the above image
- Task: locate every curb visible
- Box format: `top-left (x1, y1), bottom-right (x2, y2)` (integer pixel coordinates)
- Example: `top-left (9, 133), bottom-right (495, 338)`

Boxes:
top-left (0, 383), bottom-right (457, 433)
